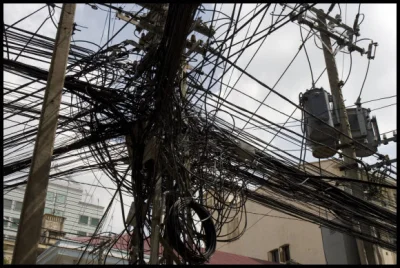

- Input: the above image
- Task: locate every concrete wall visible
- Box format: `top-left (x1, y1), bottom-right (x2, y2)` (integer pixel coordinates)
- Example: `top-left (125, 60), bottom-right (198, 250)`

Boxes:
top-left (305, 160), bottom-right (362, 264)
top-left (216, 197), bottom-right (327, 264)
top-left (378, 247), bottom-right (397, 264)
top-left (215, 159), bottom-right (396, 265)
top-left (3, 239), bottom-right (49, 263)
top-left (320, 223), bottom-right (360, 264)
top-left (308, 160), bottom-right (397, 265)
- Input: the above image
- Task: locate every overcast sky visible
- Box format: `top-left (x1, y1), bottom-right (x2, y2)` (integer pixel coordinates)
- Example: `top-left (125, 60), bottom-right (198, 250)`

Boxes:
top-left (4, 3), bottom-right (396, 235)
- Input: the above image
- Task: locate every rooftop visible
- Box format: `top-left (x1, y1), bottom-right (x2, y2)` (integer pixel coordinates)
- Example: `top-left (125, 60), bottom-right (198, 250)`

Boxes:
top-left (67, 234), bottom-right (275, 264)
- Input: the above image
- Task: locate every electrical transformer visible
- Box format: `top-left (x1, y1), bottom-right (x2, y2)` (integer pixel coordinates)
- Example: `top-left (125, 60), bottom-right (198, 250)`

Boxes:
top-left (301, 88), bottom-right (339, 158)
top-left (346, 107), bottom-right (380, 157)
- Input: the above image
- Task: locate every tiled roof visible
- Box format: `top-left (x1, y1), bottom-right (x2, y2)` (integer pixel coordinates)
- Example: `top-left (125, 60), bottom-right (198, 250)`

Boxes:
top-left (67, 235), bottom-right (276, 265)
top-left (208, 250), bottom-right (275, 265)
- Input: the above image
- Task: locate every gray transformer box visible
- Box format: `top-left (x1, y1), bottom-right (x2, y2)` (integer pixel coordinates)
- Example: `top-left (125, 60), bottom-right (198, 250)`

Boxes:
top-left (346, 107), bottom-right (379, 157)
top-left (302, 88), bottom-right (339, 158)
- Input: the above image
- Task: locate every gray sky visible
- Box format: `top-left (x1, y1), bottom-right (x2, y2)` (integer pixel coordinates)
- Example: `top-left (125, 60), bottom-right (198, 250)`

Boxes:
top-left (4, 3), bottom-right (397, 235)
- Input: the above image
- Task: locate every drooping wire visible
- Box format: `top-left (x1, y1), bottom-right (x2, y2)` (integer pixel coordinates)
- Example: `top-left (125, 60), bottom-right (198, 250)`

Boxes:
top-left (299, 24), bottom-right (315, 88)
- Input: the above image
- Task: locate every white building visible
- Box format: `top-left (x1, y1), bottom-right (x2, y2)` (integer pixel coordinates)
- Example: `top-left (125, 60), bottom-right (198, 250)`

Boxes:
top-left (3, 178), bottom-right (105, 240)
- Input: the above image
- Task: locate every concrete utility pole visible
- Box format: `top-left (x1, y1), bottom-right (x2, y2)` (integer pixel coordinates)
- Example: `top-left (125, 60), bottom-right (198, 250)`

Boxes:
top-left (148, 5), bottom-right (199, 263)
top-left (126, 125), bottom-right (144, 264)
top-left (12, 4), bottom-right (76, 265)
top-left (120, 4), bottom-right (209, 264)
top-left (181, 63), bottom-right (196, 260)
top-left (317, 12), bottom-right (376, 265)
top-left (126, 135), bottom-right (138, 262)
top-left (97, 239), bottom-right (107, 265)
top-left (149, 172), bottom-right (162, 264)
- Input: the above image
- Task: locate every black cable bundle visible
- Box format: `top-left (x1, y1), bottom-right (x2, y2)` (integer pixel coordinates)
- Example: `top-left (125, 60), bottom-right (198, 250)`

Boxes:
top-left (166, 197), bottom-right (216, 264)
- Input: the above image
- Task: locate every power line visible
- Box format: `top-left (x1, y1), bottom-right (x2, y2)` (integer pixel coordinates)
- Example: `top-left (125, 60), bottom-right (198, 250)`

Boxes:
top-left (357, 59), bottom-right (371, 101)
top-left (371, 103), bottom-right (396, 112)
top-left (3, 4), bottom-right (396, 263)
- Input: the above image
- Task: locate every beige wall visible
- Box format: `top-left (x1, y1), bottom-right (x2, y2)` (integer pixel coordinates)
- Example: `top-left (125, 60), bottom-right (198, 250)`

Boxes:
top-left (214, 159), bottom-right (396, 265)
top-left (309, 160), bottom-right (397, 265)
top-left (216, 196), bottom-right (327, 264)
top-left (3, 239), bottom-right (48, 263)
top-left (379, 247), bottom-right (397, 264)
top-left (3, 240), bottom-right (14, 263)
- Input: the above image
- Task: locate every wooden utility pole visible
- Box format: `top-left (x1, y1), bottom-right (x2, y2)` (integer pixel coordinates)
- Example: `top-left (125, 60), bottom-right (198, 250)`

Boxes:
top-left (317, 12), bottom-right (376, 265)
top-left (12, 4), bottom-right (76, 265)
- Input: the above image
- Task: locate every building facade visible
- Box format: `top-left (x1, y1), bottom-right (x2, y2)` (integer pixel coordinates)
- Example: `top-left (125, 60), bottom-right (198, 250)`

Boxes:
top-left (216, 159), bottom-right (396, 265)
top-left (4, 178), bottom-right (104, 240)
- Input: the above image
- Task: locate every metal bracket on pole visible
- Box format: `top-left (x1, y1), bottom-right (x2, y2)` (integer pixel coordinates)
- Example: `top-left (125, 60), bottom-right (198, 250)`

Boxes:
top-left (336, 142), bottom-right (354, 150)
top-left (367, 41), bottom-right (378, 60)
top-left (339, 162), bottom-right (359, 171)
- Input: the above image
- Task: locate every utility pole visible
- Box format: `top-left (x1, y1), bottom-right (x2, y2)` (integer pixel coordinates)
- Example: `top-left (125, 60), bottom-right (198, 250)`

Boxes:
top-left (12, 4), bottom-right (76, 265)
top-left (148, 5), bottom-right (200, 263)
top-left (149, 175), bottom-right (162, 264)
top-left (126, 133), bottom-right (140, 263)
top-left (148, 142), bottom-right (162, 264)
top-left (119, 4), bottom-right (209, 264)
top-left (97, 239), bottom-right (108, 265)
top-left (316, 12), bottom-right (376, 265)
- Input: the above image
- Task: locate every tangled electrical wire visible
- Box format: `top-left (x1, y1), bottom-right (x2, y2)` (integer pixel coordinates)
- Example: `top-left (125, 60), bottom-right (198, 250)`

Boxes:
top-left (3, 3), bottom-right (397, 265)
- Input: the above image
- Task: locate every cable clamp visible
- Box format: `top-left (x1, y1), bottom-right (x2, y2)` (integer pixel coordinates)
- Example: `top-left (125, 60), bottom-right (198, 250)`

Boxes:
top-left (367, 41), bottom-right (378, 60)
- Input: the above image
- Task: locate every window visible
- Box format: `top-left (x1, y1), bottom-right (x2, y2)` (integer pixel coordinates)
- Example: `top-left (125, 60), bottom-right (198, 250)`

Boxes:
top-left (14, 201), bottom-right (23, 212)
top-left (44, 207), bottom-right (53, 214)
top-left (79, 215), bottom-right (89, 225)
top-left (4, 217), bottom-right (9, 228)
top-left (46, 191), bottom-right (55, 202)
top-left (54, 210), bottom-right (64, 217)
top-left (49, 231), bottom-right (58, 238)
top-left (4, 199), bottom-right (12, 210)
top-left (280, 244), bottom-right (290, 262)
top-left (11, 218), bottom-right (19, 229)
top-left (77, 231), bottom-right (86, 237)
top-left (56, 194), bottom-right (66, 204)
top-left (269, 249), bottom-right (279, 263)
top-left (90, 218), bottom-right (100, 227)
